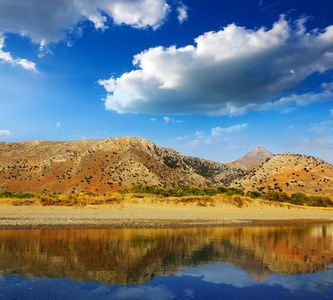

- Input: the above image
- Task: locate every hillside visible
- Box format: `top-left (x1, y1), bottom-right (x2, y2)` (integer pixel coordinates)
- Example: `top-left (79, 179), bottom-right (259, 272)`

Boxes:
top-left (230, 153), bottom-right (333, 197)
top-left (0, 137), bottom-right (246, 195)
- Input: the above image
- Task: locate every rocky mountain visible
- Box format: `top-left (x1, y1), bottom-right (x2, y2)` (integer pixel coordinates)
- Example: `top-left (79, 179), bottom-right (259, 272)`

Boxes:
top-left (230, 153), bottom-right (333, 197)
top-left (230, 146), bottom-right (274, 171)
top-left (0, 137), bottom-right (247, 195)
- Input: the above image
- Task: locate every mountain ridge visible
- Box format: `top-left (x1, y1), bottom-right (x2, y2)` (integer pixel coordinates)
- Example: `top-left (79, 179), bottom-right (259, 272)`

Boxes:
top-left (0, 137), bottom-right (247, 194)
top-left (1, 137), bottom-right (331, 197)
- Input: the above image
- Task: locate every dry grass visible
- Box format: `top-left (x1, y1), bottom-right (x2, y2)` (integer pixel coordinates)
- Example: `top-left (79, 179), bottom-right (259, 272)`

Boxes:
top-left (1, 192), bottom-right (333, 213)
top-left (0, 192), bottom-right (126, 207)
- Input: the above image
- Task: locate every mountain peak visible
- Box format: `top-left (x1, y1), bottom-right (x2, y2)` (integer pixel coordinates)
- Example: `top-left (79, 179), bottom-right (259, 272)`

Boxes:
top-left (231, 146), bottom-right (274, 171)
top-left (243, 147), bottom-right (274, 160)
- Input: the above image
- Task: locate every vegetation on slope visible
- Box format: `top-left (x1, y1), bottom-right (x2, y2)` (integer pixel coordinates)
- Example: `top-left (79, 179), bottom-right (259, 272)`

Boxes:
top-left (131, 184), bottom-right (244, 197)
top-left (246, 190), bottom-right (333, 207)
top-left (1, 184), bottom-right (331, 208)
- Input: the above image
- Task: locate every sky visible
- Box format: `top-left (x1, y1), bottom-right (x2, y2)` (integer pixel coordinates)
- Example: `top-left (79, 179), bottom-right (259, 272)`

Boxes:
top-left (1, 0), bottom-right (333, 163)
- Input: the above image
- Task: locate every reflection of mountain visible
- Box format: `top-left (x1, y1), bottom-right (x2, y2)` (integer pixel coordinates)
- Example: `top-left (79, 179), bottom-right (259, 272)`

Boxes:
top-left (0, 226), bottom-right (332, 285)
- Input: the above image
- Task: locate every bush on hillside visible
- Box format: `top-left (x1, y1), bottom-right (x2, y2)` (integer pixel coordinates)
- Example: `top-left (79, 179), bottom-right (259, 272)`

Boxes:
top-left (0, 191), bottom-right (36, 199)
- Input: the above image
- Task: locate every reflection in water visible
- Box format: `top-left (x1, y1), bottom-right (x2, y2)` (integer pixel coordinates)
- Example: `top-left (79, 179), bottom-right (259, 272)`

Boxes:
top-left (0, 225), bottom-right (332, 286)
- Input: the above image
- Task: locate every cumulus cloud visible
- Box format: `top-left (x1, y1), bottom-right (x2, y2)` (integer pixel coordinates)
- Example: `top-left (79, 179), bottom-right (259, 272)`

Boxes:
top-left (0, 0), bottom-right (171, 44)
top-left (0, 130), bottom-right (12, 137)
top-left (0, 0), bottom-right (175, 71)
top-left (0, 34), bottom-right (37, 72)
top-left (99, 16), bottom-right (333, 116)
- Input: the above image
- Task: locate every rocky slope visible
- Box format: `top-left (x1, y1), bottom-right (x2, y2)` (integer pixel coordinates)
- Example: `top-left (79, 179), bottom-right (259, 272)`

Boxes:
top-left (0, 137), bottom-right (246, 194)
top-left (230, 153), bottom-right (333, 197)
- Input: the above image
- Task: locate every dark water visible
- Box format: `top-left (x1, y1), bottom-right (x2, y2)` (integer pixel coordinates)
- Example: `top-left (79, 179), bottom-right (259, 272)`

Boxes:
top-left (0, 225), bottom-right (332, 299)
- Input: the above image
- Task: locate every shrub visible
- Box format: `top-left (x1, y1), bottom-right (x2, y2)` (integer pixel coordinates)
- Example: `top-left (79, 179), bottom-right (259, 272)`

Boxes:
top-left (225, 187), bottom-right (244, 196)
top-left (0, 191), bottom-right (36, 199)
top-left (262, 191), bottom-right (290, 202)
top-left (290, 193), bottom-right (308, 205)
top-left (308, 196), bottom-right (333, 207)
top-left (246, 190), bottom-right (262, 199)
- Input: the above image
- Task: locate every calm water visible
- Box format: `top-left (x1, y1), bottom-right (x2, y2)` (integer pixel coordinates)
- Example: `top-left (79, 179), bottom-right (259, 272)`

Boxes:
top-left (0, 225), bottom-right (333, 299)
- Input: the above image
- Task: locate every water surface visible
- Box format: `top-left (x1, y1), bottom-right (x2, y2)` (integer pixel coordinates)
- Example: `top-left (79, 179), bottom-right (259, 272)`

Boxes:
top-left (0, 225), bottom-right (332, 299)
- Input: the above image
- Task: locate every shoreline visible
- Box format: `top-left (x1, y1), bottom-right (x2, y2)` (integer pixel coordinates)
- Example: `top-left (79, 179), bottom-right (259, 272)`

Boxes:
top-left (1, 200), bottom-right (333, 229)
top-left (1, 219), bottom-right (333, 230)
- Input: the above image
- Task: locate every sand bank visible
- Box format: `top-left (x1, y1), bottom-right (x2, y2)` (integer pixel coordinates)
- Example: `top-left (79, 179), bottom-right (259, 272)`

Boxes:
top-left (1, 197), bottom-right (333, 229)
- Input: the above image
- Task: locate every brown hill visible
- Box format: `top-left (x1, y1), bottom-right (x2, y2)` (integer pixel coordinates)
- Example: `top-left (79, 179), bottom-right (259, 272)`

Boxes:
top-left (230, 146), bottom-right (274, 171)
top-left (0, 137), bottom-right (246, 195)
top-left (230, 153), bottom-right (333, 197)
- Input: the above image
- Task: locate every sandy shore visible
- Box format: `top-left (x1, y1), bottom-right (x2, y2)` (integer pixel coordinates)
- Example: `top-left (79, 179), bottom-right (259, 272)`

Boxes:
top-left (1, 198), bottom-right (333, 229)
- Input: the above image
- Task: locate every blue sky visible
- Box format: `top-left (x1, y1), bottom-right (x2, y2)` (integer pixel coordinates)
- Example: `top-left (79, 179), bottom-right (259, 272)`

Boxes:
top-left (1, 0), bottom-right (333, 163)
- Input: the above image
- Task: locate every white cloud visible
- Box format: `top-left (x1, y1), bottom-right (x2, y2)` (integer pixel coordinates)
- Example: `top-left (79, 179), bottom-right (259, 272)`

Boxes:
top-left (163, 116), bottom-right (183, 124)
top-left (0, 0), bottom-right (173, 71)
top-left (0, 0), bottom-right (171, 44)
top-left (194, 130), bottom-right (205, 137)
top-left (150, 118), bottom-right (156, 122)
top-left (174, 130), bottom-right (205, 142)
top-left (99, 16), bottom-right (333, 116)
top-left (211, 124), bottom-right (248, 137)
top-left (0, 130), bottom-right (12, 137)
top-left (38, 39), bottom-right (53, 58)
top-left (177, 2), bottom-right (188, 24)
top-left (175, 123), bottom-right (248, 151)
top-left (0, 34), bottom-right (37, 72)
top-left (56, 122), bottom-right (61, 128)
top-left (164, 116), bottom-right (171, 124)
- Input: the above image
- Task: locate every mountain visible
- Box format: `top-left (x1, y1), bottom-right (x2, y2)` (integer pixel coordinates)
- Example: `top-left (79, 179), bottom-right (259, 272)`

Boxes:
top-left (0, 137), bottom-right (247, 195)
top-left (230, 146), bottom-right (274, 171)
top-left (230, 153), bottom-right (333, 197)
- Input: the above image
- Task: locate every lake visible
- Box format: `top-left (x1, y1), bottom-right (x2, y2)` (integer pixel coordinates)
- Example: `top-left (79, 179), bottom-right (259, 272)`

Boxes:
top-left (0, 225), bottom-right (332, 299)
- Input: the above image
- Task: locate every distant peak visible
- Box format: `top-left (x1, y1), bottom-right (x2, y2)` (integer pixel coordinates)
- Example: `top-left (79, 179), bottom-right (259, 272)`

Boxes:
top-left (232, 146), bottom-right (274, 171)
top-left (244, 147), bottom-right (274, 159)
